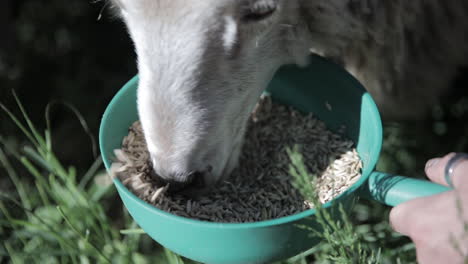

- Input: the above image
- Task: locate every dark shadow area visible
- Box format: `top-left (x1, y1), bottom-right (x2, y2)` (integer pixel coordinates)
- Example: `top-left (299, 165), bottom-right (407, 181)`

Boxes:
top-left (0, 0), bottom-right (136, 174)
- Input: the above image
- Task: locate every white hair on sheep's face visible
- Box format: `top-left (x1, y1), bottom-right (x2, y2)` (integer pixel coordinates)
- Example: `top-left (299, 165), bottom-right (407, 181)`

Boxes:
top-left (110, 0), bottom-right (313, 189)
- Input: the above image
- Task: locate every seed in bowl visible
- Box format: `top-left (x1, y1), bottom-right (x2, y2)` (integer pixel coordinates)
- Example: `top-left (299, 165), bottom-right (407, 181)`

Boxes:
top-left (110, 95), bottom-right (362, 223)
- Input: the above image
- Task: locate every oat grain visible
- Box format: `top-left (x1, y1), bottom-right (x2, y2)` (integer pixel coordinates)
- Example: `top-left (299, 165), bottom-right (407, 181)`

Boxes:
top-left (111, 96), bottom-right (362, 223)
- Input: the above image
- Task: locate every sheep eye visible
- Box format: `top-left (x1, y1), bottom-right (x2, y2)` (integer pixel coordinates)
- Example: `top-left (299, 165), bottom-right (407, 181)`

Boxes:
top-left (242, 1), bottom-right (277, 22)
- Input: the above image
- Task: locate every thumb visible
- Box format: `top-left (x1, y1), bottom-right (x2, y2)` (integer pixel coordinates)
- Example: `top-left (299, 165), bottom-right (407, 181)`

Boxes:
top-left (389, 197), bottom-right (422, 236)
top-left (425, 152), bottom-right (468, 188)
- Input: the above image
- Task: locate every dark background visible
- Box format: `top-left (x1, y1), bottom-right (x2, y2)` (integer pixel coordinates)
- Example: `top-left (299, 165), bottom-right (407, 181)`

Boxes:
top-left (0, 0), bottom-right (137, 174)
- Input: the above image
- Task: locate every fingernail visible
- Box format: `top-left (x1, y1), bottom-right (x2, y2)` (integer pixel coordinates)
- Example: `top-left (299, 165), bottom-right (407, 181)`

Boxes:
top-left (425, 158), bottom-right (440, 170)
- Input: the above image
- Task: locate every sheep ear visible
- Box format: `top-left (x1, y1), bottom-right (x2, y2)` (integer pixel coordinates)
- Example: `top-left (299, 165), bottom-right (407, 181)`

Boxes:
top-left (97, 0), bottom-right (124, 20)
top-left (107, 0), bottom-right (123, 9)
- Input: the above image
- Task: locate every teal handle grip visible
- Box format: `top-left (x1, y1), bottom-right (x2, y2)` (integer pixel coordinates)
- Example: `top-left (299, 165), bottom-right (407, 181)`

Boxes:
top-left (365, 171), bottom-right (452, 207)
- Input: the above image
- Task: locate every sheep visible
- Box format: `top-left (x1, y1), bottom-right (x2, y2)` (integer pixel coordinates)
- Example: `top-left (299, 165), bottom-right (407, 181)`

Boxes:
top-left (108, 0), bottom-right (468, 188)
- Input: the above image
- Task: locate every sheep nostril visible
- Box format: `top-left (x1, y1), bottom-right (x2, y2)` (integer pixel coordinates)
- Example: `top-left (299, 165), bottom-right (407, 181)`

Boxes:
top-left (149, 170), bottom-right (206, 194)
top-left (149, 169), bottom-right (168, 186)
top-left (189, 171), bottom-right (206, 189)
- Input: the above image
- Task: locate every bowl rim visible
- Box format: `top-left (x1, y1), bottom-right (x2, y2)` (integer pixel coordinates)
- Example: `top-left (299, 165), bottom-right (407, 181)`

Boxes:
top-left (99, 62), bottom-right (382, 229)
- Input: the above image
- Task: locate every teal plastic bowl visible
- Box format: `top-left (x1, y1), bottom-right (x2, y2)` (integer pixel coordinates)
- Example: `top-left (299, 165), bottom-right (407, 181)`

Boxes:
top-left (99, 56), bottom-right (450, 264)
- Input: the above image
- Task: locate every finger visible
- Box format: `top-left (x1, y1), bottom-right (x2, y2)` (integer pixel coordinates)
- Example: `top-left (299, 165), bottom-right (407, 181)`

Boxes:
top-left (425, 152), bottom-right (468, 188)
top-left (389, 190), bottom-right (456, 237)
top-left (424, 153), bottom-right (455, 186)
top-left (389, 202), bottom-right (409, 235)
top-left (389, 197), bottom-right (422, 236)
top-left (410, 191), bottom-right (467, 264)
top-left (415, 242), bottom-right (463, 264)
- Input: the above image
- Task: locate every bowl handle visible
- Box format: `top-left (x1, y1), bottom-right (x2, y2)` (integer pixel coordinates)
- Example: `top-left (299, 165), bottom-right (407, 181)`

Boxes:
top-left (361, 171), bottom-right (451, 207)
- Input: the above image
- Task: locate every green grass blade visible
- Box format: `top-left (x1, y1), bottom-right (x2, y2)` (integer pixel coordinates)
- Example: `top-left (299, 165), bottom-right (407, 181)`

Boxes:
top-left (0, 201), bottom-right (29, 247)
top-left (79, 156), bottom-right (103, 189)
top-left (68, 166), bottom-right (77, 183)
top-left (34, 181), bottom-right (51, 207)
top-left (0, 148), bottom-right (31, 210)
top-left (56, 206), bottom-right (112, 263)
top-left (19, 156), bottom-right (51, 206)
top-left (90, 183), bottom-right (113, 202)
top-left (164, 248), bottom-right (185, 264)
top-left (44, 105), bottom-right (53, 153)
top-left (4, 218), bottom-right (82, 255)
top-left (4, 241), bottom-right (23, 264)
top-left (0, 194), bottom-right (79, 253)
top-left (0, 103), bottom-right (38, 148)
top-left (23, 146), bottom-right (68, 180)
top-left (45, 100), bottom-right (98, 158)
top-left (44, 129), bottom-right (52, 154)
top-left (122, 221), bottom-right (143, 253)
top-left (11, 90), bottom-right (47, 148)
top-left (6, 218), bottom-right (57, 232)
top-left (283, 246), bottom-right (318, 263)
top-left (0, 249), bottom-right (91, 258)
top-left (22, 146), bottom-right (54, 173)
top-left (120, 229), bottom-right (145, 235)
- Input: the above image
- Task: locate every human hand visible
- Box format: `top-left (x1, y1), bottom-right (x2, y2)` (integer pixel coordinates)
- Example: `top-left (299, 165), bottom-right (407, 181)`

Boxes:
top-left (390, 153), bottom-right (468, 264)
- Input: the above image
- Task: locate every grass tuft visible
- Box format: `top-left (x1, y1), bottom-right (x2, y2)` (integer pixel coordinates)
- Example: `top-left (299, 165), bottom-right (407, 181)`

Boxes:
top-left (286, 145), bottom-right (380, 264)
top-left (0, 95), bottom-right (195, 264)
